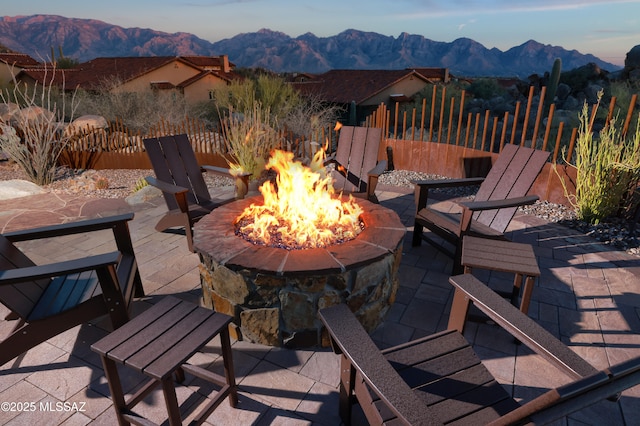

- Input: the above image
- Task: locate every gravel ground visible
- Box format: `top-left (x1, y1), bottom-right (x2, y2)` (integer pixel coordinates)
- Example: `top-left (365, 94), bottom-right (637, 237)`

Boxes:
top-left (2, 161), bottom-right (639, 256)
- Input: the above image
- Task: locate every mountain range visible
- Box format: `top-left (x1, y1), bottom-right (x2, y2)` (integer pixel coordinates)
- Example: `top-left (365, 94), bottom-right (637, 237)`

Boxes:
top-left (0, 15), bottom-right (620, 77)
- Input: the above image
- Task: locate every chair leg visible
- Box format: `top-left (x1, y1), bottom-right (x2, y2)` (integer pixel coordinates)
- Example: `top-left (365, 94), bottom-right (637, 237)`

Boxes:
top-left (339, 354), bottom-right (356, 425)
top-left (412, 223), bottom-right (423, 247)
top-left (161, 378), bottom-right (182, 426)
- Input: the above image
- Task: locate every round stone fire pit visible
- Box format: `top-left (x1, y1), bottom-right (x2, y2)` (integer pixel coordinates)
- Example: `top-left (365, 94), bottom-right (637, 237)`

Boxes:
top-left (193, 195), bottom-right (405, 348)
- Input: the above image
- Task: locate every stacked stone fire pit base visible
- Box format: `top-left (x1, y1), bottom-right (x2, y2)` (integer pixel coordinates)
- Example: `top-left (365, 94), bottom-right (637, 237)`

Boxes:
top-left (193, 196), bottom-right (405, 348)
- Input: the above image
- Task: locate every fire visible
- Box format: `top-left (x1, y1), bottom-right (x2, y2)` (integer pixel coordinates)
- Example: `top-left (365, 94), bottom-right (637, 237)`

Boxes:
top-left (235, 149), bottom-right (364, 249)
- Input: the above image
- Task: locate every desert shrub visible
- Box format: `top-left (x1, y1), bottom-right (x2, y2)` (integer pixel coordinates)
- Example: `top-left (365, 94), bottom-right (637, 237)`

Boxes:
top-left (220, 102), bottom-right (283, 181)
top-left (466, 78), bottom-right (506, 100)
top-left (0, 67), bottom-right (80, 185)
top-left (282, 94), bottom-right (343, 140)
top-left (75, 77), bottom-right (197, 133)
top-left (211, 75), bottom-right (302, 122)
top-left (211, 75), bottom-right (340, 145)
top-left (561, 92), bottom-right (640, 223)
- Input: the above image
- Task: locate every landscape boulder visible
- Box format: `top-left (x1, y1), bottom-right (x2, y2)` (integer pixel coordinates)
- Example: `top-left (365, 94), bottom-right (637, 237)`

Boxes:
top-left (625, 45), bottom-right (640, 69)
top-left (66, 115), bottom-right (108, 135)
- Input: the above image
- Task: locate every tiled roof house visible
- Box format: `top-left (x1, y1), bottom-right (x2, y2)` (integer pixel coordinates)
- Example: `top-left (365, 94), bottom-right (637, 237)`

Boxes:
top-left (0, 52), bottom-right (41, 86)
top-left (291, 68), bottom-right (441, 123)
top-left (15, 55), bottom-right (239, 104)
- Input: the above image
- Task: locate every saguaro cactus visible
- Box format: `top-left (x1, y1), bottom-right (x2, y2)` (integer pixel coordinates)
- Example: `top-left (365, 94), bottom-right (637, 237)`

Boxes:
top-left (544, 58), bottom-right (562, 113)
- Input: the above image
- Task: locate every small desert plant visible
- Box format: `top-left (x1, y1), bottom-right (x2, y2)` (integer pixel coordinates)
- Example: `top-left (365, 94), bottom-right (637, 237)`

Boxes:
top-left (561, 91), bottom-right (640, 224)
top-left (0, 65), bottom-right (80, 185)
top-left (93, 175), bottom-right (109, 190)
top-left (133, 177), bottom-right (149, 192)
top-left (221, 102), bottom-right (282, 181)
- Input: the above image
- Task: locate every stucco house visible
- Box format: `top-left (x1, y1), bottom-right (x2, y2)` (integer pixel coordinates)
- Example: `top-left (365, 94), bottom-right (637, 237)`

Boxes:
top-left (14, 55), bottom-right (239, 104)
top-left (0, 52), bottom-right (41, 86)
top-left (291, 68), bottom-right (447, 123)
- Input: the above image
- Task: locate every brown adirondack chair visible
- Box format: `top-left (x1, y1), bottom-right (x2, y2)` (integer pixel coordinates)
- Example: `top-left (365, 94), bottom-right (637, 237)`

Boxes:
top-left (143, 134), bottom-right (250, 252)
top-left (0, 213), bottom-right (144, 367)
top-left (412, 143), bottom-right (549, 273)
top-left (325, 126), bottom-right (387, 202)
top-left (319, 274), bottom-right (640, 425)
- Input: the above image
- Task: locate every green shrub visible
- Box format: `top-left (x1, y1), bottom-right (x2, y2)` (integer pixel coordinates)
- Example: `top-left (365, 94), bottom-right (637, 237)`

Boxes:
top-left (562, 92), bottom-right (640, 224)
top-left (221, 102), bottom-right (282, 181)
top-left (466, 78), bottom-right (506, 100)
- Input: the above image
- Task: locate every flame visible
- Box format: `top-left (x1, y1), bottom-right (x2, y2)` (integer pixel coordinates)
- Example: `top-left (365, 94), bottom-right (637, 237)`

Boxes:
top-left (235, 149), bottom-right (364, 249)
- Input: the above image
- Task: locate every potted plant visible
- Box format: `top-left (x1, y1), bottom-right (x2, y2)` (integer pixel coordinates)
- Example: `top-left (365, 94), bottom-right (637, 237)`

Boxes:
top-left (221, 103), bottom-right (282, 197)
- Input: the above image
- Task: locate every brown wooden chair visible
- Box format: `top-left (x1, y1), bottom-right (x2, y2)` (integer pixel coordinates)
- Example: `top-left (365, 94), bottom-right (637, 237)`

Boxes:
top-left (325, 126), bottom-right (387, 202)
top-left (143, 134), bottom-right (250, 252)
top-left (412, 143), bottom-right (549, 273)
top-left (319, 274), bottom-right (640, 425)
top-left (0, 213), bottom-right (144, 367)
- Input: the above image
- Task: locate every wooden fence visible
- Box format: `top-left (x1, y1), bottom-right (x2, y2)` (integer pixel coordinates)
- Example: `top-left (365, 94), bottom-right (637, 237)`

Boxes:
top-left (58, 84), bottom-right (639, 206)
top-left (363, 85), bottom-right (638, 205)
top-left (59, 116), bottom-right (339, 170)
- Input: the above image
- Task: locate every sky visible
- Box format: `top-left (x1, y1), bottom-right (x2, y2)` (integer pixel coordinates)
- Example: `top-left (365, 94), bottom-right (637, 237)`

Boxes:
top-left (4, 0), bottom-right (640, 66)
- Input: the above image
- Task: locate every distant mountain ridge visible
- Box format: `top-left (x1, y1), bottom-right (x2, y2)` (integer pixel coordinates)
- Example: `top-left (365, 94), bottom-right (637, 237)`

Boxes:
top-left (0, 15), bottom-right (620, 77)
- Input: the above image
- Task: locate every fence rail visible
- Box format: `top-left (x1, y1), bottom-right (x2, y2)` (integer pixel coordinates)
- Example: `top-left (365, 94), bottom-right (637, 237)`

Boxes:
top-left (366, 85), bottom-right (638, 165)
top-left (57, 84), bottom-right (639, 206)
top-left (61, 117), bottom-right (339, 170)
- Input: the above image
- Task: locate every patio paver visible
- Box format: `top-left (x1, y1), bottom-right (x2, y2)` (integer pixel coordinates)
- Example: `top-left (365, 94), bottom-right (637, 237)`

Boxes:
top-left (0, 184), bottom-right (639, 424)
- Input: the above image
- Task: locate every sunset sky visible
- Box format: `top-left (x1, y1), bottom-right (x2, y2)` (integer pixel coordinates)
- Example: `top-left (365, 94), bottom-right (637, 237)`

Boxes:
top-left (4, 0), bottom-right (639, 66)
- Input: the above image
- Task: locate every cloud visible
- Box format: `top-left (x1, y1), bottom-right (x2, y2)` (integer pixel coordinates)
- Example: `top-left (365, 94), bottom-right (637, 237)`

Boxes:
top-left (395, 0), bottom-right (639, 19)
top-left (457, 18), bottom-right (476, 31)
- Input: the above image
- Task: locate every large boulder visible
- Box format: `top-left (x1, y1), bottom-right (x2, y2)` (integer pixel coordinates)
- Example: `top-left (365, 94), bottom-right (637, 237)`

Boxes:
top-left (10, 106), bottom-right (54, 125)
top-left (625, 45), bottom-right (640, 82)
top-left (625, 45), bottom-right (640, 69)
top-left (66, 115), bottom-right (108, 135)
top-left (0, 103), bottom-right (20, 122)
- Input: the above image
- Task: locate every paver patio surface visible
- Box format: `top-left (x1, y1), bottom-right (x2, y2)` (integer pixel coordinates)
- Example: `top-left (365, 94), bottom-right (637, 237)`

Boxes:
top-left (1, 184), bottom-right (640, 425)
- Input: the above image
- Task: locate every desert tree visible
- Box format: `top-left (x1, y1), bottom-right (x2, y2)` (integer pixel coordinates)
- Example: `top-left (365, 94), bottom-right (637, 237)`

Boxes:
top-left (0, 65), bottom-right (79, 185)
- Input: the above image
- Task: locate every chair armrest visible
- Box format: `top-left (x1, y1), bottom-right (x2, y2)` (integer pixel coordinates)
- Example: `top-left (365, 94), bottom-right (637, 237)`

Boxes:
top-left (412, 177), bottom-right (485, 189)
top-left (448, 274), bottom-right (599, 380)
top-left (0, 252), bottom-right (121, 285)
top-left (319, 304), bottom-right (437, 425)
top-left (459, 195), bottom-right (539, 211)
top-left (323, 152), bottom-right (337, 165)
top-left (202, 166), bottom-right (251, 179)
top-left (368, 159), bottom-right (387, 177)
top-left (144, 176), bottom-right (189, 196)
top-left (413, 177), bottom-right (484, 212)
top-left (202, 165), bottom-right (251, 179)
top-left (201, 165), bottom-right (233, 177)
top-left (3, 213), bottom-right (135, 242)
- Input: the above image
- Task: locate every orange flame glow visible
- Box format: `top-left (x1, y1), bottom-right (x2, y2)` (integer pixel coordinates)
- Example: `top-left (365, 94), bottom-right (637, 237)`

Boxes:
top-left (235, 149), bottom-right (364, 249)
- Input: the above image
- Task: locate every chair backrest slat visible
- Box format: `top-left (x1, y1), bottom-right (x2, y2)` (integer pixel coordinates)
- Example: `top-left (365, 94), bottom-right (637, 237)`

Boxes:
top-left (0, 236), bottom-right (47, 318)
top-left (143, 134), bottom-right (211, 208)
top-left (473, 144), bottom-right (549, 233)
top-left (334, 126), bottom-right (383, 193)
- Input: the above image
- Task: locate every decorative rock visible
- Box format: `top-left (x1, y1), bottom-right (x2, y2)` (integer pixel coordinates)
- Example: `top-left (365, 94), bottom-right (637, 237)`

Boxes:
top-left (10, 106), bottom-right (54, 124)
top-left (125, 185), bottom-right (161, 205)
top-left (65, 115), bottom-right (108, 135)
top-left (240, 308), bottom-right (280, 346)
top-left (210, 264), bottom-right (250, 304)
top-left (0, 179), bottom-right (46, 200)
